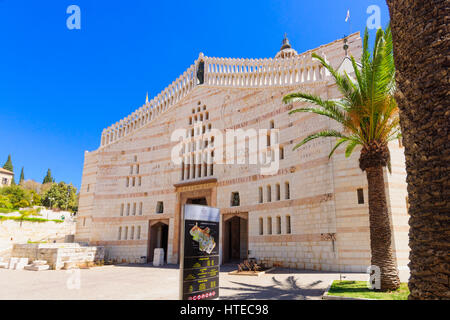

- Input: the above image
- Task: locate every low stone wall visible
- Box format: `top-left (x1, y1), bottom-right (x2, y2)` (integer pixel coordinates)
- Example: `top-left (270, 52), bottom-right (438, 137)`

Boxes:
top-left (11, 243), bottom-right (105, 270)
top-left (0, 219), bottom-right (76, 253)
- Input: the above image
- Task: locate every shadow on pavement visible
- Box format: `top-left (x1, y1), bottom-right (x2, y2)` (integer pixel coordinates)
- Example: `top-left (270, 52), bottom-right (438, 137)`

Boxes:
top-left (220, 276), bottom-right (325, 300)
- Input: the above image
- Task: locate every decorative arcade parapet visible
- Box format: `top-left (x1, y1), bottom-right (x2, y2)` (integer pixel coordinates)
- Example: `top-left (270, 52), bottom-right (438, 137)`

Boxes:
top-left (99, 48), bottom-right (333, 148)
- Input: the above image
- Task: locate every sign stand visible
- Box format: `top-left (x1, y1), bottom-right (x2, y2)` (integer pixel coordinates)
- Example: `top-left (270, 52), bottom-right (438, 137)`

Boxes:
top-left (179, 204), bottom-right (220, 300)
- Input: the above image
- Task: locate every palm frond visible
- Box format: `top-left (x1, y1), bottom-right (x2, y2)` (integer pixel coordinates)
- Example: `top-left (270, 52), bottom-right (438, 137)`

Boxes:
top-left (284, 24), bottom-right (400, 168)
top-left (293, 130), bottom-right (348, 151)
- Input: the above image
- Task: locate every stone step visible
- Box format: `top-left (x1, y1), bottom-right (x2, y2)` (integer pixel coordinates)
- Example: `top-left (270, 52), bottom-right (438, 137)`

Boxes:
top-left (24, 264), bottom-right (50, 271)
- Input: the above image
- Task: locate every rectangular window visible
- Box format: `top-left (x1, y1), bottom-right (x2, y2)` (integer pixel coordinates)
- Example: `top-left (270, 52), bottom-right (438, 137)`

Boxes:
top-left (231, 192), bottom-right (240, 207)
top-left (156, 201), bottom-right (164, 214)
top-left (120, 204), bottom-right (124, 216)
top-left (137, 226), bottom-right (141, 240)
top-left (124, 227), bottom-right (128, 240)
top-left (267, 186), bottom-right (272, 202)
top-left (138, 176), bottom-right (142, 186)
top-left (139, 202), bottom-right (143, 215)
top-left (276, 184), bottom-right (281, 201)
top-left (267, 217), bottom-right (272, 235)
top-left (259, 218), bottom-right (263, 235)
top-left (285, 182), bottom-right (290, 200)
top-left (357, 188), bottom-right (364, 204)
top-left (118, 227), bottom-right (122, 240)
top-left (133, 203), bottom-right (136, 216)
top-left (276, 216), bottom-right (281, 234)
top-left (136, 164), bottom-right (140, 174)
top-left (286, 215), bottom-right (291, 234)
top-left (130, 165), bottom-right (133, 175)
top-left (258, 187), bottom-right (263, 203)
top-left (127, 203), bottom-right (130, 216)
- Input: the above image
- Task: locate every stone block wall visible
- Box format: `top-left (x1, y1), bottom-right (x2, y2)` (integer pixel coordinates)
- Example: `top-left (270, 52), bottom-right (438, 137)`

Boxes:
top-left (11, 243), bottom-right (105, 270)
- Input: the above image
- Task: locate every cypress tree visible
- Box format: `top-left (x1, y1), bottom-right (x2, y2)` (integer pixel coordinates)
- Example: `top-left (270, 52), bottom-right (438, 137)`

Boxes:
top-left (43, 169), bottom-right (54, 184)
top-left (2, 155), bottom-right (13, 172)
top-left (19, 167), bottom-right (25, 184)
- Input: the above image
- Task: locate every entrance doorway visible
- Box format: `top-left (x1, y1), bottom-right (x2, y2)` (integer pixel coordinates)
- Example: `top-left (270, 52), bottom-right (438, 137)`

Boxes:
top-left (147, 222), bottom-right (169, 263)
top-left (223, 214), bottom-right (248, 263)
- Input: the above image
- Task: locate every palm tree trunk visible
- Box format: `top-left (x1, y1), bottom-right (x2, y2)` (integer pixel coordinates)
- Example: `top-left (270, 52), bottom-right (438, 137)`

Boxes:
top-left (386, 0), bottom-right (450, 299)
top-left (366, 166), bottom-right (401, 291)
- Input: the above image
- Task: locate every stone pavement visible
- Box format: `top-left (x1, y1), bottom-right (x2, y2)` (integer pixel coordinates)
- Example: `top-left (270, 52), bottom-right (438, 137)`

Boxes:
top-left (0, 264), bottom-right (409, 300)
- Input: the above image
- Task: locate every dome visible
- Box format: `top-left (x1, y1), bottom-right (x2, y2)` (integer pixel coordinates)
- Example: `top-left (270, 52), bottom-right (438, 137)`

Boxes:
top-left (275, 34), bottom-right (298, 59)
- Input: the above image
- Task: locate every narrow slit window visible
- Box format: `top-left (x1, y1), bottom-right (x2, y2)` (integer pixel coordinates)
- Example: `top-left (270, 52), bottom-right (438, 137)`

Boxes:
top-left (285, 182), bottom-right (290, 200)
top-left (259, 218), bottom-right (264, 235)
top-left (258, 187), bottom-right (263, 203)
top-left (357, 188), bottom-right (364, 204)
top-left (156, 201), bottom-right (164, 214)
top-left (267, 185), bottom-right (272, 202)
top-left (286, 215), bottom-right (291, 234)
top-left (276, 216), bottom-right (281, 234)
top-left (267, 217), bottom-right (272, 235)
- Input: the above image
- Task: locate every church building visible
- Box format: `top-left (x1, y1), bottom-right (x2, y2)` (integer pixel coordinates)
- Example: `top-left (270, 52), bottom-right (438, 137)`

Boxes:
top-left (75, 32), bottom-right (410, 272)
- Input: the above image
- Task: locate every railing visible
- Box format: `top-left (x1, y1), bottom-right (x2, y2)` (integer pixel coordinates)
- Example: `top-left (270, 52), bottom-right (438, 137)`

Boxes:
top-left (100, 52), bottom-right (330, 148)
top-left (203, 54), bottom-right (328, 87)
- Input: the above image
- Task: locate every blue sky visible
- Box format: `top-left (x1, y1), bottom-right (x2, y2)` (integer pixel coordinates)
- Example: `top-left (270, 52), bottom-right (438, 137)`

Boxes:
top-left (0, 0), bottom-right (390, 190)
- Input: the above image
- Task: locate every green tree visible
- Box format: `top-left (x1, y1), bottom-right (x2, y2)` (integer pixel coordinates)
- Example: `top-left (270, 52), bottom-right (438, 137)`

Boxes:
top-left (2, 154), bottom-right (13, 172)
top-left (283, 26), bottom-right (401, 291)
top-left (0, 185), bottom-right (32, 209)
top-left (19, 167), bottom-right (25, 185)
top-left (42, 169), bottom-right (55, 184)
top-left (0, 195), bottom-right (12, 209)
top-left (41, 182), bottom-right (78, 212)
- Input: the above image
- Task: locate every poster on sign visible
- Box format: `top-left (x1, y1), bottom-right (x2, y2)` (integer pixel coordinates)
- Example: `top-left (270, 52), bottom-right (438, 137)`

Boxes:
top-left (179, 204), bottom-right (220, 300)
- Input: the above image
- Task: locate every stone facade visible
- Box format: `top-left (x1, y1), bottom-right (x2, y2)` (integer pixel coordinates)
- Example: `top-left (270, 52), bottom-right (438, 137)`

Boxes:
top-left (75, 32), bottom-right (410, 272)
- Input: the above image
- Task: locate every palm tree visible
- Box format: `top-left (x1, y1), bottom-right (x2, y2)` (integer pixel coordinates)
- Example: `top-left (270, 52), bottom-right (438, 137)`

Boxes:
top-left (386, 1), bottom-right (449, 300)
top-left (283, 26), bottom-right (401, 291)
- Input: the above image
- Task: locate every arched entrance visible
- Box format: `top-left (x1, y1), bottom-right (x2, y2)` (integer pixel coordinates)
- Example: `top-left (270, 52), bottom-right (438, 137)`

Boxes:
top-left (223, 213), bottom-right (248, 263)
top-left (147, 221), bottom-right (169, 263)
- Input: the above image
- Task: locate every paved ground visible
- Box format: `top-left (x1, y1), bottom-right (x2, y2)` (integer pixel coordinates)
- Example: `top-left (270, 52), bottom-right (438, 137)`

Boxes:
top-left (0, 264), bottom-right (409, 300)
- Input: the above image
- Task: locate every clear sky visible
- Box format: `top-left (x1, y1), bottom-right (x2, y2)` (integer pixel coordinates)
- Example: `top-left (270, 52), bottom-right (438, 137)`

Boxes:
top-left (0, 0), bottom-right (390, 190)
